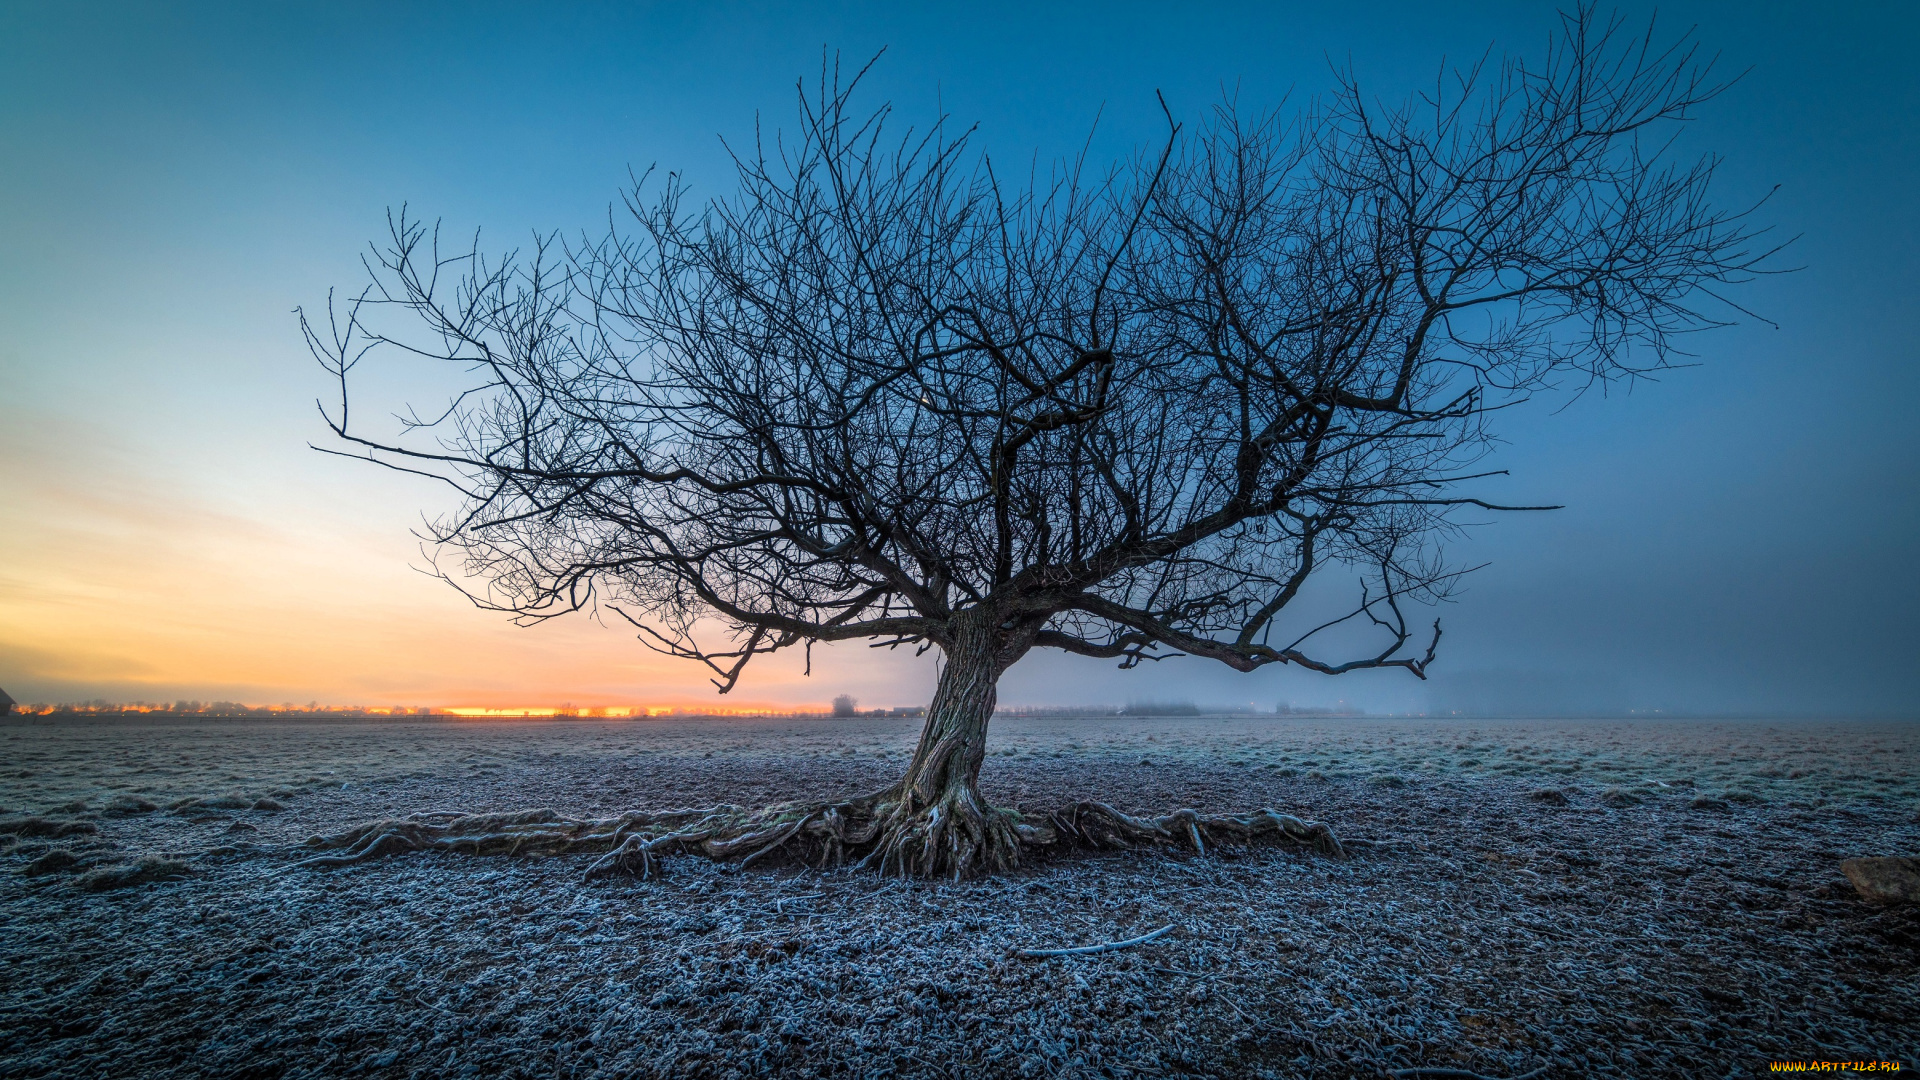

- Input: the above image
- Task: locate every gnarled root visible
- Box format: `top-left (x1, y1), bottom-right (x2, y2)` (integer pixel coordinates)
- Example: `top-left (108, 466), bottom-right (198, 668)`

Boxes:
top-left (858, 783), bottom-right (1024, 880)
top-left (1031, 802), bottom-right (1345, 858)
top-left (287, 797), bottom-right (1341, 880)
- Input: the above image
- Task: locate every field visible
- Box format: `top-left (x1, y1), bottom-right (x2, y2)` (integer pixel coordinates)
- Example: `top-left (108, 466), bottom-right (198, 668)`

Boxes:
top-left (2, 713), bottom-right (1916, 1078)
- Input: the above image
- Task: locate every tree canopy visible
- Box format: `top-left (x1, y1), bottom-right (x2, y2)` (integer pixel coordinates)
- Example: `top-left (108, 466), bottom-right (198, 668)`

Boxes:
top-left (309, 12), bottom-right (1770, 697)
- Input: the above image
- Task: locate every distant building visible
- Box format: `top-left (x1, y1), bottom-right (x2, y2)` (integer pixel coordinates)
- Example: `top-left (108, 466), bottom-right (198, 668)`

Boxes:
top-left (0, 687), bottom-right (14, 716)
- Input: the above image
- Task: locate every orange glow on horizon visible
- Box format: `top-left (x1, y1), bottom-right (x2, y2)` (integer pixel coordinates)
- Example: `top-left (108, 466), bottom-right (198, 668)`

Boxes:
top-left (3, 701), bottom-right (864, 717)
top-left (443, 704), bottom-right (823, 718)
top-left (0, 418), bottom-right (936, 707)
top-left (0, 418), bottom-right (934, 708)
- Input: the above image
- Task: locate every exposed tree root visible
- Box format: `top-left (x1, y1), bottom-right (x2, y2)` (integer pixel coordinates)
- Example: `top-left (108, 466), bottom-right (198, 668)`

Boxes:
top-left (1036, 801), bottom-right (1345, 859)
top-left (287, 795), bottom-right (1343, 880)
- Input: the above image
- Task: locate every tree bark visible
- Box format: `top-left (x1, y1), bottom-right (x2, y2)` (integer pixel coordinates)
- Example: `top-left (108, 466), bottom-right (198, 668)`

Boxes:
top-left (863, 610), bottom-right (1028, 878)
top-left (900, 614), bottom-right (1002, 808)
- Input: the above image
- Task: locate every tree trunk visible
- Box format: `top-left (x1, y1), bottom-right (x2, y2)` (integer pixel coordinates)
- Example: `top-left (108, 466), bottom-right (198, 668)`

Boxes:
top-left (867, 610), bottom-right (1025, 878)
top-left (901, 615), bottom-right (1001, 807)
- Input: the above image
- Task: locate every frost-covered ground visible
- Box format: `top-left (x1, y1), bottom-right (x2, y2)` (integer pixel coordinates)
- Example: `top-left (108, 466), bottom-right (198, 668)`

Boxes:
top-left (2, 714), bottom-right (1916, 1078)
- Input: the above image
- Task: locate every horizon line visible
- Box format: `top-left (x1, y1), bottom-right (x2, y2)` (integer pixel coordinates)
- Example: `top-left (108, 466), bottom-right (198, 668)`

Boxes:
top-left (3, 701), bottom-right (1914, 722)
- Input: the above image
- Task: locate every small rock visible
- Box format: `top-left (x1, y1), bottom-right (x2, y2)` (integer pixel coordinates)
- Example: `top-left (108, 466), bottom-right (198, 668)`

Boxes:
top-left (1840, 857), bottom-right (1920, 903)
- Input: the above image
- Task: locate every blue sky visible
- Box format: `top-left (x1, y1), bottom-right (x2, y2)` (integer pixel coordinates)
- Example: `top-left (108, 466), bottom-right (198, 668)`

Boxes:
top-left (1, 1), bottom-right (1914, 715)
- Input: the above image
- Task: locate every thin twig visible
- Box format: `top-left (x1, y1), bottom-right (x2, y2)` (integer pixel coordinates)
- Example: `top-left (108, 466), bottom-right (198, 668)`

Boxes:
top-left (1016, 923), bottom-right (1173, 958)
top-left (1214, 988), bottom-right (1271, 1030)
top-left (1382, 1060), bottom-right (1543, 1068)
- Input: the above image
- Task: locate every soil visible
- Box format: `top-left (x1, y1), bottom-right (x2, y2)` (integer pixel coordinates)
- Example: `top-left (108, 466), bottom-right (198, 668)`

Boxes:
top-left (1, 714), bottom-right (1916, 1079)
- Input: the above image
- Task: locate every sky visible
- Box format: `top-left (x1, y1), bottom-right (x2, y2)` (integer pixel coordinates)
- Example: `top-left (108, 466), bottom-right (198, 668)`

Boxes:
top-left (1, 1), bottom-right (1915, 716)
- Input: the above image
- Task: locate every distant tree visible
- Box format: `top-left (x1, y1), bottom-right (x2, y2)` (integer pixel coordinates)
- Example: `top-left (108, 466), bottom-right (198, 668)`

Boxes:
top-left (305, 10), bottom-right (1774, 877)
top-left (831, 695), bottom-right (860, 718)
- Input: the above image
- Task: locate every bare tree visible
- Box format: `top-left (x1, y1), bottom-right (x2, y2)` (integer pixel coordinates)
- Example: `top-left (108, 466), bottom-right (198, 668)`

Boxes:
top-left (302, 9), bottom-right (1774, 878)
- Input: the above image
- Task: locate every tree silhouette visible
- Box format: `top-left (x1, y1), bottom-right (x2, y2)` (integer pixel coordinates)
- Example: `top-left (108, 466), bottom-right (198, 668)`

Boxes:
top-left (304, 10), bottom-right (1774, 877)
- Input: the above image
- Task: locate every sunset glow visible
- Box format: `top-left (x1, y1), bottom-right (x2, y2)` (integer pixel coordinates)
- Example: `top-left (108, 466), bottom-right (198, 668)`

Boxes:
top-left (0, 1), bottom-right (1913, 719)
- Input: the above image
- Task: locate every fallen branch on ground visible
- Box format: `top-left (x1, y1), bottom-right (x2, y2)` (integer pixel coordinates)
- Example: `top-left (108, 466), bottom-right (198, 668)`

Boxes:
top-left (1016, 924), bottom-right (1175, 958)
top-left (1382, 1060), bottom-right (1543, 1068)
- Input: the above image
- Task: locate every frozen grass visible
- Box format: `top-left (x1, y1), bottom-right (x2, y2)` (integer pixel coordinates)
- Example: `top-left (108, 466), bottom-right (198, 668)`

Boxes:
top-left (0, 713), bottom-right (1914, 1078)
top-left (2, 714), bottom-right (1915, 819)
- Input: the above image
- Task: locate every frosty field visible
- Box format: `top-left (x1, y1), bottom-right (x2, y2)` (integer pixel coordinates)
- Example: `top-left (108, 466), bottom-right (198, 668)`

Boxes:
top-left (2, 713), bottom-right (1916, 1078)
